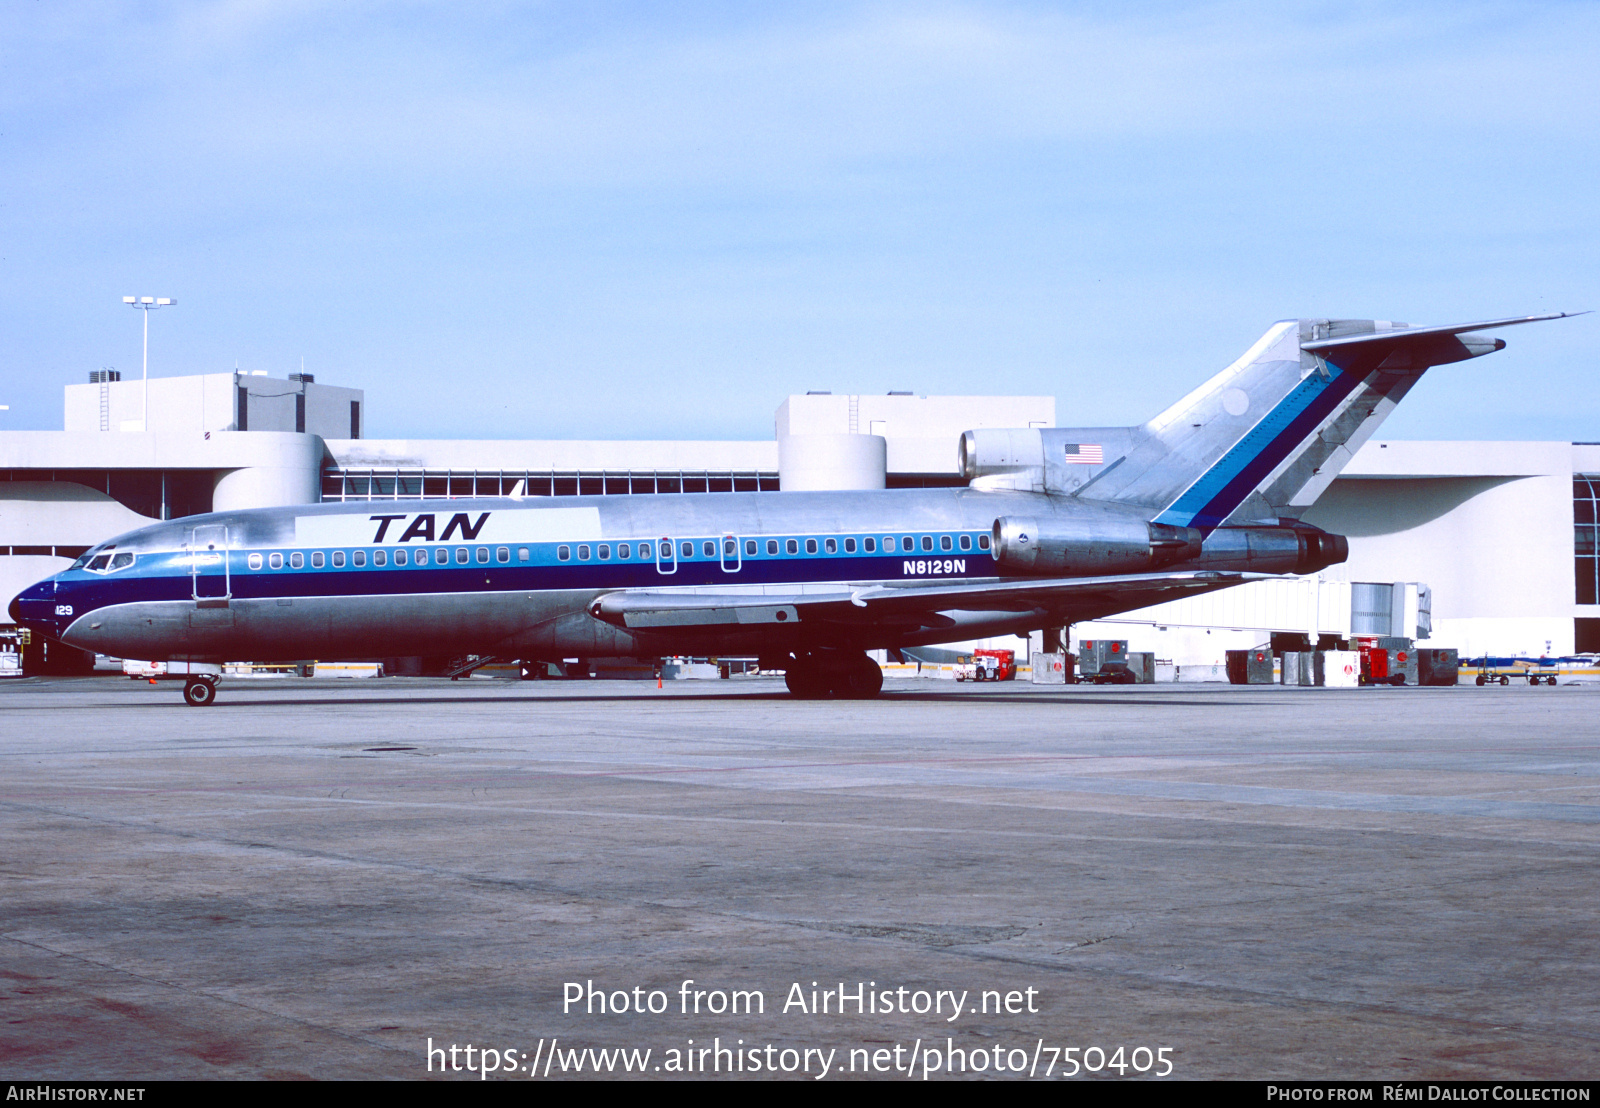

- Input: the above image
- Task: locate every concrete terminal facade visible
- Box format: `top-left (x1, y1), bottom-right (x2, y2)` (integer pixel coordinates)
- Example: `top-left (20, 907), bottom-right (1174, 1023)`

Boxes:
top-left (3, 372), bottom-right (1597, 664)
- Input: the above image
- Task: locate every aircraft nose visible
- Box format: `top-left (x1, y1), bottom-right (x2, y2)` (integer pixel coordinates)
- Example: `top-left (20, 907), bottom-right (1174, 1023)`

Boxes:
top-left (9, 576), bottom-right (63, 636)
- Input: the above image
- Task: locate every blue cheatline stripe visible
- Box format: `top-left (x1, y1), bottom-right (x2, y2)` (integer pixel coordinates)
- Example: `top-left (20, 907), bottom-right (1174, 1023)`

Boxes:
top-left (31, 531), bottom-right (998, 626)
top-left (1154, 362), bottom-right (1362, 532)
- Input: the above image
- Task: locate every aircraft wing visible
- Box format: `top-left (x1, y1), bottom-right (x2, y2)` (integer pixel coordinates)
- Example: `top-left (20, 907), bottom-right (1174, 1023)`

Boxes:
top-left (589, 570), bottom-right (1273, 631)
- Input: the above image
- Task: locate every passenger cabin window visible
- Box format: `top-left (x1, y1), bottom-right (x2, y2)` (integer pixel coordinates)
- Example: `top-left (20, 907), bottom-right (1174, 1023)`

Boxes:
top-left (332, 551), bottom-right (346, 568)
top-left (921, 535), bottom-right (933, 552)
top-left (455, 547), bottom-right (469, 564)
top-left (825, 538), bottom-right (837, 554)
top-left (745, 540), bottom-right (757, 556)
top-left (290, 552), bottom-right (304, 569)
top-left (617, 543), bottom-right (630, 559)
top-left (269, 553), bottom-right (283, 569)
top-left (681, 541), bottom-right (693, 558)
top-left (598, 544), bottom-right (610, 560)
top-left (476, 547), bottom-right (490, 564)
top-left (805, 539), bottom-right (818, 554)
top-left (394, 549), bottom-right (407, 566)
top-left (248, 554), bottom-right (263, 570)
top-left (311, 551), bottom-right (325, 568)
top-left (884, 536), bottom-right (895, 550)
top-left (786, 539), bottom-right (798, 555)
top-left (518, 547), bottom-right (529, 562)
top-left (497, 547), bottom-right (509, 563)
top-left (864, 538), bottom-right (876, 553)
top-left (703, 541), bottom-right (715, 557)
top-left (558, 545), bottom-right (571, 561)
top-left (844, 538), bottom-right (856, 553)
top-left (373, 550), bottom-right (386, 567)
top-left (767, 540), bottom-right (779, 555)
top-left (577, 545), bottom-right (591, 561)
top-left (978, 534), bottom-right (990, 550)
top-left (659, 540), bottom-right (671, 560)
top-left (353, 550), bottom-right (366, 567)
top-left (940, 535), bottom-right (952, 552)
top-left (959, 534), bottom-right (971, 551)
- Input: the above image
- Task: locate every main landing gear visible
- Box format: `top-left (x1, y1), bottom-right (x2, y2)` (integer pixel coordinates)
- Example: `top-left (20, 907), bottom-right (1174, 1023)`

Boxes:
top-left (182, 676), bottom-right (219, 706)
top-left (783, 651), bottom-right (884, 700)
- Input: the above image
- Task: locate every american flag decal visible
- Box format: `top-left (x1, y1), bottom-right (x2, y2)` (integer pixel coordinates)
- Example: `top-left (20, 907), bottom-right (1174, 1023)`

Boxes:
top-left (1063, 443), bottom-right (1103, 464)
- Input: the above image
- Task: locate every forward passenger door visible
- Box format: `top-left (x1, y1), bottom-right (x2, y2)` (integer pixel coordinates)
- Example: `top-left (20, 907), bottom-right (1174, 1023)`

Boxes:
top-left (188, 524), bottom-right (231, 603)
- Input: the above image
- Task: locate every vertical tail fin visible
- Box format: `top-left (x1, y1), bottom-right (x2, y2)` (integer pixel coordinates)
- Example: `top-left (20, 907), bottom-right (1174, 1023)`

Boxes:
top-left (1068, 313), bottom-right (1574, 531)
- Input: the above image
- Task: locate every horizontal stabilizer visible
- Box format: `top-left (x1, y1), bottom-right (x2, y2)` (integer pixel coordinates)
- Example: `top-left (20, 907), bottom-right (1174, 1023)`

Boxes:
top-left (1301, 312), bottom-right (1584, 357)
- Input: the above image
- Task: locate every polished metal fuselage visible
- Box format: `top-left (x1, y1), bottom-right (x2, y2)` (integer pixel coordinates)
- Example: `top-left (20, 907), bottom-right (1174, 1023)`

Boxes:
top-left (23, 487), bottom-right (1164, 663)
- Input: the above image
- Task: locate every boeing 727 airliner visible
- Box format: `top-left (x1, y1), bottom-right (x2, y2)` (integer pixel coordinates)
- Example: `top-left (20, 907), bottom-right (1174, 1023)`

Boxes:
top-left (10, 313), bottom-right (1579, 704)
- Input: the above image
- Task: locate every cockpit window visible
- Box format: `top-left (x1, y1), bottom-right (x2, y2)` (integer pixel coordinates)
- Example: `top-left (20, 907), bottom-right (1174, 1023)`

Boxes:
top-left (83, 552), bottom-right (134, 573)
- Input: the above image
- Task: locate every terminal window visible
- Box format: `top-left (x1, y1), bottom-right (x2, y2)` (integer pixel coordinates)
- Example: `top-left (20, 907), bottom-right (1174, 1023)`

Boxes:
top-left (1577, 477), bottom-right (1599, 606)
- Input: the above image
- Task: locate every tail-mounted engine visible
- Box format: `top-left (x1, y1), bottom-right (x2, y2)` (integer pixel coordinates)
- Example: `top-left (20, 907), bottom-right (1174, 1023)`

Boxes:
top-left (992, 515), bottom-right (1203, 575)
top-left (1191, 526), bottom-right (1349, 575)
top-left (991, 516), bottom-right (1347, 577)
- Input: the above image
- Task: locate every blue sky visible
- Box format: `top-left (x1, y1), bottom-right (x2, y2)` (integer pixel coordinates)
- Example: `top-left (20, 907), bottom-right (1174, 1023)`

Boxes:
top-left (2, 1), bottom-right (1595, 442)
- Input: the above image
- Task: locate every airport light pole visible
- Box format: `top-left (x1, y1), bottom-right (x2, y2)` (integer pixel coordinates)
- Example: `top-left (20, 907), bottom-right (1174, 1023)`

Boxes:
top-left (123, 296), bottom-right (175, 431)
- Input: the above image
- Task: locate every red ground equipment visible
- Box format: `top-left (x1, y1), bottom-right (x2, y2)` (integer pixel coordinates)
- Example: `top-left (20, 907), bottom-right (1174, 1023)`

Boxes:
top-left (1355, 637), bottom-right (1412, 686)
top-left (971, 649), bottom-right (1016, 681)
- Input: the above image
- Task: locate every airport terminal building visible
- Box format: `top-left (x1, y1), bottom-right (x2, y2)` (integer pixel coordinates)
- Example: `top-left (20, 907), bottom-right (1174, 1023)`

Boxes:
top-left (3, 370), bottom-right (1596, 668)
